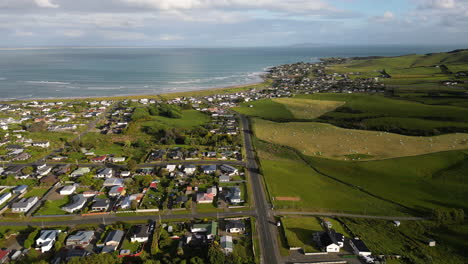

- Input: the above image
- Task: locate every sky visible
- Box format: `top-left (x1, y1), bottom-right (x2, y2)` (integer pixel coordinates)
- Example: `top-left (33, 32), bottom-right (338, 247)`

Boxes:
top-left (0, 0), bottom-right (468, 47)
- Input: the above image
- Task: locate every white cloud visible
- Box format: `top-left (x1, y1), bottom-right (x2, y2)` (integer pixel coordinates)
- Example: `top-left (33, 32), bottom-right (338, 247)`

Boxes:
top-left (62, 29), bottom-right (84, 37)
top-left (34, 0), bottom-right (59, 8)
top-left (98, 30), bottom-right (150, 40)
top-left (14, 30), bottom-right (35, 37)
top-left (383, 11), bottom-right (394, 19)
top-left (159, 34), bottom-right (184, 41)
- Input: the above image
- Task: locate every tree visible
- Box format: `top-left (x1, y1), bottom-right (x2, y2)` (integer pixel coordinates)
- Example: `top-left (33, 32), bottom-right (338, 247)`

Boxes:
top-left (190, 257), bottom-right (205, 264)
top-left (22, 166), bottom-right (34, 175)
top-left (28, 121), bottom-right (47, 132)
top-left (132, 107), bottom-right (150, 121)
top-left (208, 244), bottom-right (225, 264)
top-left (127, 159), bottom-right (138, 172)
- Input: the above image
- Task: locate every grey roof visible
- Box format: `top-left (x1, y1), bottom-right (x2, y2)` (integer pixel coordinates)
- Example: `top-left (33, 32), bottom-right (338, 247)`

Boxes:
top-left (105, 230), bottom-right (124, 244)
top-left (66, 231), bottom-right (94, 244)
top-left (351, 239), bottom-right (371, 252)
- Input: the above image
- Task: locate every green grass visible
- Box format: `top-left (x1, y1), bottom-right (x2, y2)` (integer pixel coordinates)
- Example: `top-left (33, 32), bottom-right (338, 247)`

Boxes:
top-left (23, 188), bottom-right (49, 198)
top-left (256, 139), bottom-right (406, 215)
top-left (143, 110), bottom-right (210, 129)
top-left (307, 150), bottom-right (468, 214)
top-left (121, 238), bottom-right (142, 253)
top-left (282, 216), bottom-right (322, 252)
top-left (340, 218), bottom-right (467, 264)
top-left (35, 197), bottom-right (70, 216)
top-left (233, 99), bottom-right (294, 120)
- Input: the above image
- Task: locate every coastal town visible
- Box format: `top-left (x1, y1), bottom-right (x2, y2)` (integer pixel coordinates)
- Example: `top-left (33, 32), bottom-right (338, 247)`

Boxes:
top-left (0, 53), bottom-right (467, 264)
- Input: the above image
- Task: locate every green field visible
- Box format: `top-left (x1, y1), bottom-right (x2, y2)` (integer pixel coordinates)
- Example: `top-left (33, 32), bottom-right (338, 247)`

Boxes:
top-left (253, 118), bottom-right (468, 160)
top-left (141, 110), bottom-right (210, 129)
top-left (307, 150), bottom-right (468, 214)
top-left (281, 216), bottom-right (322, 252)
top-left (256, 139), bottom-right (406, 215)
top-left (340, 218), bottom-right (467, 264)
top-left (233, 99), bottom-right (295, 120)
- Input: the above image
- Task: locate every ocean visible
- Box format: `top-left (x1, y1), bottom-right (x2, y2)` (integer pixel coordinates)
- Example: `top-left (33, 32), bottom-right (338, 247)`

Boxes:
top-left (0, 45), bottom-right (463, 100)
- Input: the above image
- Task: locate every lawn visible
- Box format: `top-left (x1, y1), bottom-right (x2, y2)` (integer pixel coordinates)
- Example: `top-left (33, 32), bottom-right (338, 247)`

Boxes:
top-left (121, 238), bottom-right (142, 253)
top-left (253, 117), bottom-right (468, 160)
top-left (23, 188), bottom-right (49, 198)
top-left (340, 218), bottom-right (467, 264)
top-left (34, 196), bottom-right (70, 216)
top-left (281, 216), bottom-right (323, 253)
top-left (256, 139), bottom-right (406, 215)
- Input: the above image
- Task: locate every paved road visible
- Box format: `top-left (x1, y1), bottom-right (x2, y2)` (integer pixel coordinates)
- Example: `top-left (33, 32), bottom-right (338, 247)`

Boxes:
top-left (0, 210), bottom-right (256, 227)
top-left (275, 211), bottom-right (429, 220)
top-left (240, 115), bottom-right (281, 264)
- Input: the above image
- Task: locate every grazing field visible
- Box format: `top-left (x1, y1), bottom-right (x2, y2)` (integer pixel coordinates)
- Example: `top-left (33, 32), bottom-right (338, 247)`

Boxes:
top-left (253, 118), bottom-right (468, 160)
top-left (281, 216), bottom-right (323, 252)
top-left (340, 218), bottom-right (467, 264)
top-left (233, 97), bottom-right (344, 120)
top-left (271, 98), bottom-right (345, 119)
top-left (307, 150), bottom-right (468, 214)
top-left (256, 139), bottom-right (406, 215)
top-left (233, 99), bottom-right (294, 120)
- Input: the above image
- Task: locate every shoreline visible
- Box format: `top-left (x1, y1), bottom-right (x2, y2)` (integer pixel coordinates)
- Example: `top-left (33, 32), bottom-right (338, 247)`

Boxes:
top-left (0, 80), bottom-right (268, 103)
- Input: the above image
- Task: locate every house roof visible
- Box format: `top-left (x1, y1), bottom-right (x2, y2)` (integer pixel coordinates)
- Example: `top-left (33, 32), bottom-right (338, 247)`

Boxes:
top-left (351, 239), bottom-right (371, 252)
top-left (0, 250), bottom-right (9, 260)
top-left (133, 225), bottom-right (150, 238)
top-left (67, 231), bottom-right (94, 243)
top-left (105, 230), bottom-right (124, 244)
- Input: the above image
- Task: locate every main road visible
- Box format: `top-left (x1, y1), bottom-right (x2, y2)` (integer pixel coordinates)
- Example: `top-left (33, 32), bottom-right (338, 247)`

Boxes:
top-left (240, 115), bottom-right (281, 264)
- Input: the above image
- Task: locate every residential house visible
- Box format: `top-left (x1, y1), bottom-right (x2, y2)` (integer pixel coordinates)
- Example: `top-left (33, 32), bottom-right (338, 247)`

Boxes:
top-left (12, 185), bottom-right (28, 194)
top-left (70, 167), bottom-right (91, 177)
top-left (109, 157), bottom-right (125, 163)
top-left (37, 165), bottom-right (52, 177)
top-left (184, 165), bottom-right (197, 175)
top-left (225, 186), bottom-right (242, 204)
top-left (0, 192), bottom-right (12, 206)
top-left (191, 221), bottom-right (218, 239)
top-left (32, 141), bottom-right (50, 148)
top-left (109, 186), bottom-right (125, 197)
top-left (219, 175), bottom-right (230, 183)
top-left (11, 197), bottom-right (38, 213)
top-left (12, 152), bottom-right (30, 161)
top-left (91, 199), bottom-right (110, 211)
top-left (120, 196), bottom-right (131, 210)
top-left (0, 250), bottom-right (9, 264)
top-left (220, 236), bottom-right (233, 255)
top-left (166, 164), bottom-right (176, 172)
top-left (103, 177), bottom-right (124, 187)
top-left (220, 164), bottom-right (238, 176)
top-left (201, 165), bottom-right (217, 174)
top-left (36, 230), bottom-right (61, 253)
top-left (102, 230), bottom-right (124, 253)
top-left (225, 220), bottom-right (246, 233)
top-left (66, 231), bottom-right (95, 247)
top-left (196, 191), bottom-right (215, 204)
top-left (96, 168), bottom-right (113, 179)
top-left (62, 194), bottom-right (87, 213)
top-left (59, 185), bottom-right (76, 195)
top-left (316, 231), bottom-right (340, 253)
top-left (120, 171), bottom-right (131, 177)
top-left (349, 238), bottom-right (371, 257)
top-left (91, 155), bottom-right (107, 163)
top-left (130, 224), bottom-right (150, 243)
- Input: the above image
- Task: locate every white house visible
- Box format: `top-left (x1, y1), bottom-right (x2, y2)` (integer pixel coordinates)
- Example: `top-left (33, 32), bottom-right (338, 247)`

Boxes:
top-left (225, 220), bottom-right (245, 233)
top-left (62, 194), bottom-right (87, 213)
top-left (11, 197), bottom-right (38, 213)
top-left (32, 141), bottom-right (50, 148)
top-left (110, 157), bottom-right (125, 163)
top-left (103, 177), bottom-right (124, 187)
top-left (59, 185), bottom-right (76, 195)
top-left (120, 171), bottom-right (131, 177)
top-left (96, 168), bottom-right (113, 179)
top-left (36, 230), bottom-right (61, 253)
top-left (220, 164), bottom-right (238, 176)
top-left (0, 192), bottom-right (12, 206)
top-left (166, 165), bottom-right (176, 172)
top-left (184, 165), bottom-right (196, 175)
top-left (201, 165), bottom-right (217, 174)
top-left (220, 236), bottom-right (233, 255)
top-left (130, 224), bottom-right (150, 243)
